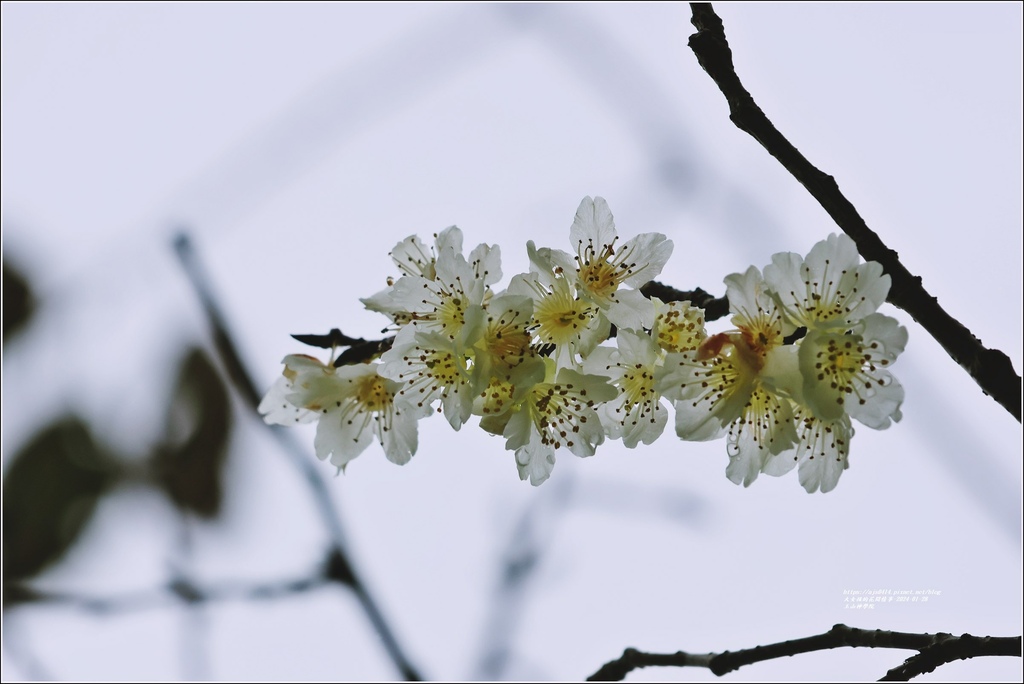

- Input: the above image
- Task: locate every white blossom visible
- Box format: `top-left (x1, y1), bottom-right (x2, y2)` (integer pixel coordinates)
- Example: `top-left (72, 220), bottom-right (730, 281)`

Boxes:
top-left (764, 234), bottom-right (907, 430)
top-left (362, 226), bottom-right (501, 330)
top-left (543, 196), bottom-right (673, 331)
top-left (585, 329), bottom-right (668, 448)
top-left (507, 242), bottom-right (608, 369)
top-left (259, 354), bottom-right (428, 471)
top-left (378, 309), bottom-right (485, 431)
top-left (659, 266), bottom-right (799, 487)
top-left (763, 232), bottom-right (890, 334)
top-left (500, 361), bottom-right (616, 485)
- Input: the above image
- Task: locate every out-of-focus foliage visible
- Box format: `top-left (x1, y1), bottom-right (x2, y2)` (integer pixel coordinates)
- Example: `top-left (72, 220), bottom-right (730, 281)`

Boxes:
top-left (153, 347), bottom-right (232, 518)
top-left (2, 417), bottom-right (119, 583)
top-left (2, 258), bottom-right (35, 341)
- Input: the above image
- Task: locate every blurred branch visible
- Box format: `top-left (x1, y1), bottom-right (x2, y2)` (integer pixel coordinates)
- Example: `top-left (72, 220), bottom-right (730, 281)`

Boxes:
top-left (686, 2), bottom-right (1021, 422)
top-left (4, 573), bottom-right (330, 614)
top-left (587, 623), bottom-right (1022, 681)
top-left (173, 232), bottom-right (423, 681)
top-left (474, 476), bottom-right (576, 679)
top-left (476, 476), bottom-right (709, 679)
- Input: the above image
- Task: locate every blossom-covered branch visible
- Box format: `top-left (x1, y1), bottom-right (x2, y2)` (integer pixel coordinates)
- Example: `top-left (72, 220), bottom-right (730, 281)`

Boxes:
top-left (264, 197), bottom-right (909, 494)
top-left (587, 623), bottom-right (1022, 681)
top-left (686, 2), bottom-right (1021, 422)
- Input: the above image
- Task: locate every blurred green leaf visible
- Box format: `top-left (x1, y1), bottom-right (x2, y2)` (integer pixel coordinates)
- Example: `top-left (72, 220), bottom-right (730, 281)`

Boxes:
top-left (2, 258), bottom-right (35, 341)
top-left (154, 347), bottom-right (232, 518)
top-left (2, 417), bottom-right (118, 582)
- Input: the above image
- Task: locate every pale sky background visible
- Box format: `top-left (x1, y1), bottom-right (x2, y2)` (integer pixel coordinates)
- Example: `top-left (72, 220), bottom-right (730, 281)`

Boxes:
top-left (2, 3), bottom-right (1022, 681)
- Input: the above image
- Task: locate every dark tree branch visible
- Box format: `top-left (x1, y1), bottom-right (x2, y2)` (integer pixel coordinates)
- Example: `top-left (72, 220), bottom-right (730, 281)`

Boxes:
top-left (880, 633), bottom-right (1023, 681)
top-left (299, 282), bottom-right (727, 369)
top-left (686, 2), bottom-right (1021, 422)
top-left (639, 281), bottom-right (729, 321)
top-left (587, 623), bottom-right (1022, 681)
top-left (334, 335), bottom-right (395, 367)
top-left (292, 328), bottom-right (369, 349)
top-left (173, 232), bottom-right (423, 681)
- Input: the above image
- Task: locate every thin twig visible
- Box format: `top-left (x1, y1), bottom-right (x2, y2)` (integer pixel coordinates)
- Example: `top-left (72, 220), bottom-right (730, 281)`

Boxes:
top-left (587, 623), bottom-right (1022, 681)
top-left (686, 2), bottom-right (1021, 421)
top-left (173, 232), bottom-right (423, 681)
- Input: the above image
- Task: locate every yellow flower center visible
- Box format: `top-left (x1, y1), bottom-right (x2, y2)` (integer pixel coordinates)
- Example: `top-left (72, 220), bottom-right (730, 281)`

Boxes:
top-left (533, 288), bottom-right (593, 347)
top-left (479, 377), bottom-right (515, 415)
top-left (656, 303), bottom-right (706, 353)
top-left (435, 292), bottom-right (466, 340)
top-left (356, 374), bottom-right (392, 412)
top-left (620, 363), bottom-right (655, 413)
top-left (578, 256), bottom-right (622, 300)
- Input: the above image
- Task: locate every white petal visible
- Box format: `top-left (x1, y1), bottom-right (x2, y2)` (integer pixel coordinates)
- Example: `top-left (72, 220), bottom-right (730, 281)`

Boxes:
top-left (848, 372), bottom-right (904, 430)
top-left (440, 383), bottom-right (473, 431)
top-left (661, 352), bottom-right (755, 440)
top-left (673, 396), bottom-right (728, 441)
top-left (616, 327), bottom-right (660, 366)
top-left (796, 415), bottom-right (853, 493)
top-left (570, 196), bottom-right (617, 252)
top-left (575, 311), bottom-right (612, 361)
top-left (543, 248), bottom-right (578, 283)
top-left (619, 398), bottom-right (668, 449)
top-left (381, 404), bottom-right (422, 466)
top-left (606, 288), bottom-right (656, 330)
top-left (805, 233), bottom-right (861, 278)
top-left (258, 376), bottom-right (317, 426)
top-left (567, 408), bottom-right (607, 457)
top-left (434, 225), bottom-right (464, 257)
top-left (762, 447), bottom-right (799, 477)
top-left (468, 242), bottom-right (502, 287)
top-left (503, 407), bottom-right (534, 452)
top-left (581, 345), bottom-right (620, 380)
top-left (387, 275), bottom-right (433, 314)
top-left (724, 265), bottom-right (781, 338)
top-left (762, 251), bottom-right (806, 330)
top-left (360, 286), bottom-right (400, 317)
top-left (725, 427), bottom-right (767, 487)
top-left (724, 388), bottom-right (798, 486)
top-left (760, 345), bottom-right (804, 404)
top-left (516, 441), bottom-right (556, 486)
top-left (526, 241), bottom-right (563, 288)
top-left (389, 234), bottom-right (435, 279)
top-left (618, 232), bottom-right (673, 288)
top-left (314, 410), bottom-right (373, 470)
top-left (839, 262), bottom-right (890, 323)
top-left (860, 312), bottom-right (908, 357)
top-left (505, 272), bottom-right (533, 300)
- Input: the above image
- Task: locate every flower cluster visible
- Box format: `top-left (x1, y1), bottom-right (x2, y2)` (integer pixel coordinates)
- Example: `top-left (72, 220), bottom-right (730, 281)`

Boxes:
top-left (260, 198), bottom-right (906, 492)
